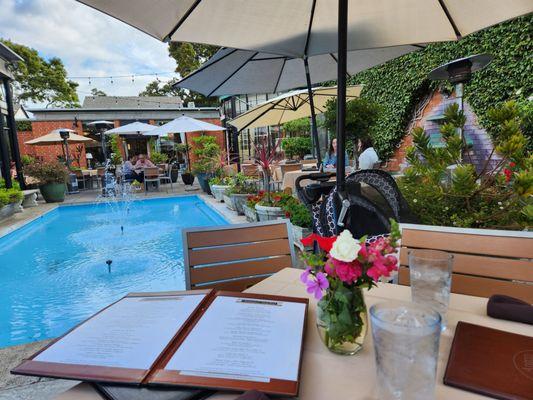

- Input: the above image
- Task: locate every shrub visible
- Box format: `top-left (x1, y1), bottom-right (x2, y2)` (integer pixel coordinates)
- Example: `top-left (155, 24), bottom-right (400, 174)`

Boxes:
top-left (24, 160), bottom-right (68, 184)
top-left (150, 152), bottom-right (168, 164)
top-left (109, 135), bottom-right (123, 165)
top-left (21, 155), bottom-right (35, 165)
top-left (191, 135), bottom-right (221, 174)
top-left (226, 173), bottom-right (258, 195)
top-left (399, 101), bottom-right (532, 230)
top-left (0, 179), bottom-right (23, 206)
top-left (283, 118), bottom-right (310, 135)
top-left (281, 137), bottom-right (313, 160)
top-left (282, 198), bottom-right (312, 228)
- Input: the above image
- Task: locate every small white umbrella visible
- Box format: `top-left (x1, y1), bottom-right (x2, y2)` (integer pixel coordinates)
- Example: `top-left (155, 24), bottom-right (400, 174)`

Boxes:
top-left (228, 85), bottom-right (362, 131)
top-left (25, 129), bottom-right (94, 145)
top-left (105, 121), bottom-right (158, 136)
top-left (150, 115), bottom-right (225, 169)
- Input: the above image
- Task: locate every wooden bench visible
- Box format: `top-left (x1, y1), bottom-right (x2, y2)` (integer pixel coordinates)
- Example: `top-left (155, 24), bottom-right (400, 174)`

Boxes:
top-left (398, 224), bottom-right (533, 302)
top-left (183, 220), bottom-right (296, 291)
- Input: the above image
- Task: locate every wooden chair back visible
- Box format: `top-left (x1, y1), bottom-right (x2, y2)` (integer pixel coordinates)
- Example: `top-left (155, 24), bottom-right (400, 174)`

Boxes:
top-left (223, 163), bottom-right (238, 176)
top-left (143, 167), bottom-right (159, 178)
top-left (184, 220), bottom-right (296, 291)
top-left (280, 163), bottom-right (302, 177)
top-left (241, 163), bottom-right (261, 178)
top-left (301, 159), bottom-right (317, 165)
top-left (398, 224), bottom-right (533, 302)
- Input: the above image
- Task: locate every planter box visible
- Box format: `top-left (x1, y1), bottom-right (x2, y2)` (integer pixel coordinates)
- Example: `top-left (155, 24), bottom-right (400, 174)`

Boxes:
top-left (292, 224), bottom-right (313, 250)
top-left (0, 203), bottom-right (17, 222)
top-left (255, 203), bottom-right (285, 221)
top-left (40, 183), bottom-right (66, 203)
top-left (211, 184), bottom-right (230, 202)
top-left (223, 194), bottom-right (235, 211)
top-left (231, 193), bottom-right (249, 215)
top-left (243, 204), bottom-right (258, 222)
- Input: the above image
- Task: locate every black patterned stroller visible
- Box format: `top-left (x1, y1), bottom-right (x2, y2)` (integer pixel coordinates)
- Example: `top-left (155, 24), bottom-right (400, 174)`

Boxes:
top-left (295, 169), bottom-right (418, 240)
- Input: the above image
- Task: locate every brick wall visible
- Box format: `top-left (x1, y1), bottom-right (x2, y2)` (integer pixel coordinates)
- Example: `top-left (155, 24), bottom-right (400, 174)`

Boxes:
top-left (20, 120), bottom-right (88, 168)
top-left (384, 91), bottom-right (497, 172)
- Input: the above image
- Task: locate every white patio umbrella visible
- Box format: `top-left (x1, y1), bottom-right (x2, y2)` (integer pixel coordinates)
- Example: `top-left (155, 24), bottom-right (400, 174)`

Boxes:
top-left (104, 121), bottom-right (158, 136)
top-left (150, 115), bottom-right (225, 169)
top-left (25, 129), bottom-right (94, 145)
top-left (78, 0), bottom-right (533, 188)
top-left (228, 85), bottom-right (362, 131)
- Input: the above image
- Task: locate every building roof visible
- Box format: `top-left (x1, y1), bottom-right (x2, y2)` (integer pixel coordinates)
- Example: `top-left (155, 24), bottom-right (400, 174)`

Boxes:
top-left (0, 42), bottom-right (23, 62)
top-left (82, 96), bottom-right (184, 109)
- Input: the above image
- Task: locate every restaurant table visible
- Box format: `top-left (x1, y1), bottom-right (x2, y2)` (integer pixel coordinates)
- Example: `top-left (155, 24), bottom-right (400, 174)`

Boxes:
top-left (54, 268), bottom-right (533, 400)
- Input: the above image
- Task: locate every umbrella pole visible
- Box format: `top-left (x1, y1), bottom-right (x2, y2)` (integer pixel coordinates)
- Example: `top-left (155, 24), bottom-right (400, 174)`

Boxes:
top-left (336, 0), bottom-right (348, 192)
top-left (304, 57), bottom-right (322, 167)
top-left (184, 132), bottom-right (191, 172)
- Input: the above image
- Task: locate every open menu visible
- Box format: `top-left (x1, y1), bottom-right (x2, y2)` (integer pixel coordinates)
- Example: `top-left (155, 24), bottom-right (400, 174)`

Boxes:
top-left (12, 290), bottom-right (308, 397)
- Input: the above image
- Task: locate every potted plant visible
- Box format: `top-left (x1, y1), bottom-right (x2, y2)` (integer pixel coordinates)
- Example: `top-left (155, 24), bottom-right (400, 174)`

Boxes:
top-left (175, 143), bottom-right (191, 183)
top-left (226, 173), bottom-right (258, 214)
top-left (255, 191), bottom-right (292, 221)
top-left (244, 192), bottom-right (263, 222)
top-left (282, 197), bottom-right (313, 248)
top-left (24, 160), bottom-right (68, 203)
top-left (0, 179), bottom-right (23, 221)
top-left (252, 137), bottom-right (289, 220)
top-left (191, 135), bottom-right (221, 194)
top-left (130, 180), bottom-right (143, 192)
top-left (209, 174), bottom-right (232, 202)
top-left (281, 136), bottom-right (313, 161)
top-left (300, 221), bottom-right (401, 355)
top-left (398, 101), bottom-right (533, 231)
top-left (150, 151), bottom-right (168, 164)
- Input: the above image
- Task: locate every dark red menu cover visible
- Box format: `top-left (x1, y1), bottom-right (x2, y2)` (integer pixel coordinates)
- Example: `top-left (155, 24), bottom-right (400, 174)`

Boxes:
top-left (444, 321), bottom-right (533, 400)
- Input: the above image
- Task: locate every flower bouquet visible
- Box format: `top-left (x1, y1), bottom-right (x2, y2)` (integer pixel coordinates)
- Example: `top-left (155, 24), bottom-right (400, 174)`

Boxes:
top-left (300, 221), bottom-right (401, 354)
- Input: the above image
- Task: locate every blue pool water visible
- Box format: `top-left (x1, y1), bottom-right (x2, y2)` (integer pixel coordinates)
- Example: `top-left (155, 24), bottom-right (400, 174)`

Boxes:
top-left (0, 196), bottom-right (227, 348)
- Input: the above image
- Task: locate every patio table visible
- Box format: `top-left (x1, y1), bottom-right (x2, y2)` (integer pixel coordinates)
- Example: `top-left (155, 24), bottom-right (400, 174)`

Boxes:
top-left (54, 267), bottom-right (533, 400)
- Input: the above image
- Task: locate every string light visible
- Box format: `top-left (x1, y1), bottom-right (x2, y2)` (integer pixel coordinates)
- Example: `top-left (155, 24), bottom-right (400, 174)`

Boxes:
top-left (68, 71), bottom-right (177, 80)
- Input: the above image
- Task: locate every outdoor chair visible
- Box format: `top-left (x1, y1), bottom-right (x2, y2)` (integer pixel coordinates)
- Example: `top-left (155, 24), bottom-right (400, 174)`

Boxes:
top-left (280, 162), bottom-right (302, 179)
top-left (241, 163), bottom-right (261, 178)
top-left (159, 165), bottom-right (173, 192)
top-left (398, 224), bottom-right (533, 302)
top-left (75, 170), bottom-right (90, 190)
top-left (183, 220), bottom-right (296, 291)
top-left (143, 167), bottom-right (160, 193)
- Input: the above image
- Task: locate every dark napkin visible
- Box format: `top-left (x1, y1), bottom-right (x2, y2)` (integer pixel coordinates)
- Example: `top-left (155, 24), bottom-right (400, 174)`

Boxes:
top-left (93, 383), bottom-right (214, 400)
top-left (487, 294), bottom-right (533, 325)
top-left (235, 391), bottom-right (271, 400)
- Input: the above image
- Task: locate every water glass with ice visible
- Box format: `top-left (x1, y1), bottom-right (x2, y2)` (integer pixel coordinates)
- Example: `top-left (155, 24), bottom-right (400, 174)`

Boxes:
top-left (408, 249), bottom-right (453, 329)
top-left (370, 301), bottom-right (442, 400)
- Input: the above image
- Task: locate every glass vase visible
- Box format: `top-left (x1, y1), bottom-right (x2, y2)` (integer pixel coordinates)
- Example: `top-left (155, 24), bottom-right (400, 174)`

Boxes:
top-left (316, 285), bottom-right (368, 355)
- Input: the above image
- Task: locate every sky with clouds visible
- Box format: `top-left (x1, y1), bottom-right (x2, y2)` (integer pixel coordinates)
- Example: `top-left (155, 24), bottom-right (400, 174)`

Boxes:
top-left (0, 0), bottom-right (178, 106)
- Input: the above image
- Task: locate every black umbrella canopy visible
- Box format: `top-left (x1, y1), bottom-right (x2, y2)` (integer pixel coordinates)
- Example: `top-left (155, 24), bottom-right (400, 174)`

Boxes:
top-left (174, 46), bottom-right (422, 97)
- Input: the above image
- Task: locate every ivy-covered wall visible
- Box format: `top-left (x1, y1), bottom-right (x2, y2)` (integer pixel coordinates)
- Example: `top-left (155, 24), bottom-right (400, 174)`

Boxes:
top-left (349, 15), bottom-right (532, 159)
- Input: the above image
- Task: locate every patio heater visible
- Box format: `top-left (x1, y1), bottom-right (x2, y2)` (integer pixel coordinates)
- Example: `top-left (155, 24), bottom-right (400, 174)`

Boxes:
top-left (59, 129), bottom-right (79, 194)
top-left (428, 54), bottom-right (493, 153)
top-left (87, 120), bottom-right (114, 161)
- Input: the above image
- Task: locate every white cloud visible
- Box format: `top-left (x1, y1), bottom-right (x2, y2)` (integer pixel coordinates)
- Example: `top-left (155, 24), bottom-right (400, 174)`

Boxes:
top-left (0, 0), bottom-right (178, 106)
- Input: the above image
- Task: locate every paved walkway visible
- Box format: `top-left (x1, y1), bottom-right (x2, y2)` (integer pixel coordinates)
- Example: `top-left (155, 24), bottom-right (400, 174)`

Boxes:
top-left (0, 182), bottom-right (246, 399)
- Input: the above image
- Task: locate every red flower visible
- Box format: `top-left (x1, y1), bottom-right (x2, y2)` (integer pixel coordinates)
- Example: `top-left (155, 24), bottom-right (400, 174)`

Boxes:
top-left (504, 168), bottom-right (512, 182)
top-left (285, 211), bottom-right (291, 218)
top-left (509, 162), bottom-right (516, 168)
top-left (301, 233), bottom-right (337, 252)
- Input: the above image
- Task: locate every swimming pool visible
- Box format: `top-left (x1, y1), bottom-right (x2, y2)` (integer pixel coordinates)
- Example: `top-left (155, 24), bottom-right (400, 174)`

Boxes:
top-left (0, 196), bottom-right (227, 348)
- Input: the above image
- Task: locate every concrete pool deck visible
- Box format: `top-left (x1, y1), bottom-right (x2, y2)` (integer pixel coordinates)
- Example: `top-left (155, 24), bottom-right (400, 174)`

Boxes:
top-left (0, 183), bottom-right (246, 399)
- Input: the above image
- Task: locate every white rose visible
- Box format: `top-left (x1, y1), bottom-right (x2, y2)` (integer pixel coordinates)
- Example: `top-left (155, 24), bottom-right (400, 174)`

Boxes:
top-left (329, 230), bottom-right (361, 262)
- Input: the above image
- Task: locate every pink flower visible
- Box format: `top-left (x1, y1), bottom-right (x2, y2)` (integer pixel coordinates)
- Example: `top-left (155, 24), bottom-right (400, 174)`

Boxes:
top-left (367, 254), bottom-right (398, 281)
top-left (330, 257), bottom-right (362, 284)
top-left (305, 272), bottom-right (329, 300)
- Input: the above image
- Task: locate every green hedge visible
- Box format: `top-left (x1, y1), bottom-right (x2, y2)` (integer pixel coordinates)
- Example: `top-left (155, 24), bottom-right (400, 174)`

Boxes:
top-left (16, 120), bottom-right (32, 131)
top-left (348, 15), bottom-right (532, 159)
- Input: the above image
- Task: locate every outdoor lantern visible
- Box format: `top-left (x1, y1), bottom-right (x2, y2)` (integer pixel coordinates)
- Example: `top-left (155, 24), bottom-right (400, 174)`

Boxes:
top-left (86, 152), bottom-right (93, 169)
top-left (428, 54), bottom-right (493, 159)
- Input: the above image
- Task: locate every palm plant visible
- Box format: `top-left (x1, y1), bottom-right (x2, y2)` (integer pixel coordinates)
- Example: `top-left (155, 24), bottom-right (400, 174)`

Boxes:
top-left (252, 136), bottom-right (282, 204)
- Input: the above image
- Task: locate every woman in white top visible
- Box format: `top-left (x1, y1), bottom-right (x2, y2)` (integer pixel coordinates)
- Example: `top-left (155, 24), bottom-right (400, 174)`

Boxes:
top-left (357, 138), bottom-right (379, 170)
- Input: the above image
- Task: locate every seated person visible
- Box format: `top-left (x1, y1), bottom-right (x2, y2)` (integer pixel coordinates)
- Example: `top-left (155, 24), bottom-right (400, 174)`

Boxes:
top-left (122, 155), bottom-right (141, 182)
top-left (357, 138), bottom-right (379, 170)
top-left (322, 138), bottom-right (349, 169)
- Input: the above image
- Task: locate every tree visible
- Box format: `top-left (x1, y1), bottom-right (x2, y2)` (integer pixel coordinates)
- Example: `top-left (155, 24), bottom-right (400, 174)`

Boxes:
top-left (0, 39), bottom-right (79, 107)
top-left (168, 42), bottom-right (218, 78)
top-left (90, 88), bottom-right (107, 96)
top-left (139, 77), bottom-right (219, 106)
top-left (322, 97), bottom-right (380, 156)
top-left (167, 42), bottom-right (220, 106)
